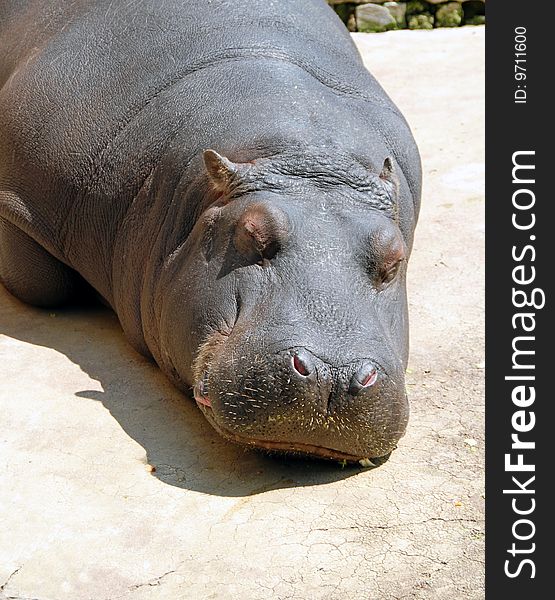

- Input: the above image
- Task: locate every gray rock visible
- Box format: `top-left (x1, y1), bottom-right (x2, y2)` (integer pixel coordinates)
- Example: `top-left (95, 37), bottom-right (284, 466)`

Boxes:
top-left (384, 2), bottom-right (407, 28)
top-left (347, 12), bottom-right (358, 31)
top-left (435, 2), bottom-right (463, 27)
top-left (408, 13), bottom-right (435, 29)
top-left (356, 3), bottom-right (397, 32)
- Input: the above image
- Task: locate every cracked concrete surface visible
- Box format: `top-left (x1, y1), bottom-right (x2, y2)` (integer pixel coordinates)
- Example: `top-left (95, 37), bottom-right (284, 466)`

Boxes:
top-left (0, 27), bottom-right (484, 599)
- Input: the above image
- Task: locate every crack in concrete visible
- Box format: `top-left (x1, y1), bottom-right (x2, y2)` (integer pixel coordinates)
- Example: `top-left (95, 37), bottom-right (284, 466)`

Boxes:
top-left (311, 516), bottom-right (482, 532)
top-left (0, 568), bottom-right (22, 593)
top-left (1, 567), bottom-right (51, 600)
top-left (127, 569), bottom-right (177, 591)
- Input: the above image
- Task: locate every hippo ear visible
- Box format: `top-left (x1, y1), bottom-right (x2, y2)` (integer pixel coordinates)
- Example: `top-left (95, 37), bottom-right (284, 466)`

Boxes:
top-left (379, 157), bottom-right (398, 191)
top-left (378, 157), bottom-right (400, 219)
top-left (203, 149), bottom-right (241, 192)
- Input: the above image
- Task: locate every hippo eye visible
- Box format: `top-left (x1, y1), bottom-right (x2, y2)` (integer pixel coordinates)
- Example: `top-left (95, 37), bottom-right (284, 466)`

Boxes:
top-left (365, 227), bottom-right (406, 289)
top-left (379, 259), bottom-right (403, 287)
top-left (233, 203), bottom-right (288, 266)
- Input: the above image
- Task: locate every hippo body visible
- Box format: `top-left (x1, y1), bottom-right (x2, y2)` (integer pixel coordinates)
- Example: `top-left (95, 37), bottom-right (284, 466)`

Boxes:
top-left (0, 0), bottom-right (421, 462)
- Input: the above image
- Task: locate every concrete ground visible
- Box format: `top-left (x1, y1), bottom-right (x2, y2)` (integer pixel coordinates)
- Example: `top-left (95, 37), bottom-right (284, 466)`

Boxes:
top-left (0, 27), bottom-right (484, 600)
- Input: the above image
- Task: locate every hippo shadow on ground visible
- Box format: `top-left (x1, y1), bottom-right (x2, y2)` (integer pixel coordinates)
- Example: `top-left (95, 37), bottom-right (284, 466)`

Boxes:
top-left (0, 286), bottom-right (381, 497)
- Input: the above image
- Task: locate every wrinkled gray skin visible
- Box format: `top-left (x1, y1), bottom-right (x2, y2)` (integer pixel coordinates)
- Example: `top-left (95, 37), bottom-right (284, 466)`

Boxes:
top-left (0, 0), bottom-right (421, 462)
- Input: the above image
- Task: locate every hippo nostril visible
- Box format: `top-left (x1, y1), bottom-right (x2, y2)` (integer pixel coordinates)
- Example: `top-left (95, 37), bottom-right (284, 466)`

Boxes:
top-left (293, 354), bottom-right (310, 376)
top-left (360, 370), bottom-right (377, 387)
top-left (349, 363), bottom-right (378, 396)
top-left (292, 351), bottom-right (313, 377)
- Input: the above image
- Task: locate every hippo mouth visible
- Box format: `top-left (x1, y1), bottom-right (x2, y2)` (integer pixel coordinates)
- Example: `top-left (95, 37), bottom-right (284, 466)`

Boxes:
top-left (193, 372), bottom-right (381, 465)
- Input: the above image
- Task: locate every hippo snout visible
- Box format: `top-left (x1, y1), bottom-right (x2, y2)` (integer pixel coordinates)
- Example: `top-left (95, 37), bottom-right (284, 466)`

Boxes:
top-left (194, 341), bottom-right (409, 462)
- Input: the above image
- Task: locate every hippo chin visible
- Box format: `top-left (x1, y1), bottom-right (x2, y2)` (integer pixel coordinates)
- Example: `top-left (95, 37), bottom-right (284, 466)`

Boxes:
top-left (0, 0), bottom-right (421, 463)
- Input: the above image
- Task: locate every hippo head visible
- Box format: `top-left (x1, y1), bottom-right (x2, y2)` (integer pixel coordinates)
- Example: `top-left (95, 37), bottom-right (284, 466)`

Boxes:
top-left (159, 147), bottom-right (411, 463)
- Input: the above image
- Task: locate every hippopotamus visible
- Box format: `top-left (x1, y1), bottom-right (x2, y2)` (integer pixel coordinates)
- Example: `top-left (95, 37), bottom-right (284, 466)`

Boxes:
top-left (0, 0), bottom-right (421, 463)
